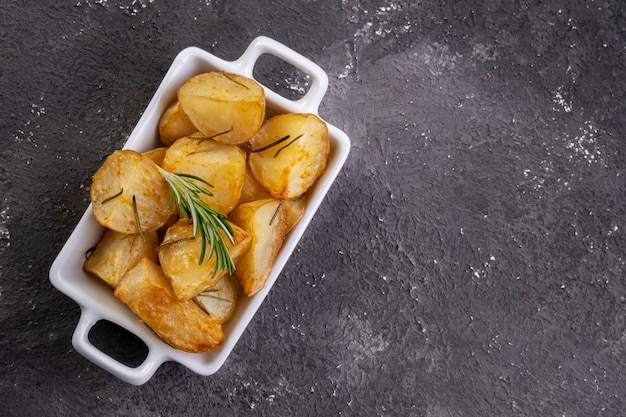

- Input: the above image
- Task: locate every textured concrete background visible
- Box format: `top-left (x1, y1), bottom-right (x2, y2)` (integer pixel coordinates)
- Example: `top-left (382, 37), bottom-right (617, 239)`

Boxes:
top-left (1, 1), bottom-right (625, 416)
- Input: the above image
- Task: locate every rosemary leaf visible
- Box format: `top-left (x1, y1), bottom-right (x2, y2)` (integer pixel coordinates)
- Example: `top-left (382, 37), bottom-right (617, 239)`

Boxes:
top-left (156, 236), bottom-right (196, 251)
top-left (101, 188), bottom-right (123, 204)
top-left (198, 294), bottom-right (231, 303)
top-left (250, 134), bottom-right (290, 153)
top-left (175, 172), bottom-right (215, 193)
top-left (269, 202), bottom-right (282, 226)
top-left (192, 127), bottom-right (233, 143)
top-left (132, 195), bottom-right (142, 235)
top-left (274, 134), bottom-right (303, 158)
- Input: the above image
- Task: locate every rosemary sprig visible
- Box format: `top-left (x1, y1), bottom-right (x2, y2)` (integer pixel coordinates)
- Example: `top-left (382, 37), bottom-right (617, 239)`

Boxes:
top-left (157, 166), bottom-right (236, 276)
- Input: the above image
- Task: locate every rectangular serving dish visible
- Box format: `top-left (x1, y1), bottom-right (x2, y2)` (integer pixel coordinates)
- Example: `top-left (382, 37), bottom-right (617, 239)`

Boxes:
top-left (49, 36), bottom-right (350, 385)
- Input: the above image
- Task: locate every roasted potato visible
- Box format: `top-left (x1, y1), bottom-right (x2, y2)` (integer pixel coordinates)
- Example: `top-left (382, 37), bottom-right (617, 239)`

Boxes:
top-left (84, 70), bottom-right (333, 353)
top-left (142, 147), bottom-right (168, 166)
top-left (240, 175), bottom-right (305, 232)
top-left (90, 150), bottom-right (174, 234)
top-left (161, 135), bottom-right (246, 214)
top-left (239, 170), bottom-right (272, 204)
top-left (114, 258), bottom-right (225, 353)
top-left (283, 196), bottom-right (306, 233)
top-left (228, 199), bottom-right (287, 296)
top-left (158, 218), bottom-right (252, 301)
top-left (194, 274), bottom-right (239, 323)
top-left (248, 113), bottom-right (329, 199)
top-left (158, 101), bottom-right (198, 146)
top-left (178, 72), bottom-right (265, 145)
top-left (84, 229), bottom-right (159, 288)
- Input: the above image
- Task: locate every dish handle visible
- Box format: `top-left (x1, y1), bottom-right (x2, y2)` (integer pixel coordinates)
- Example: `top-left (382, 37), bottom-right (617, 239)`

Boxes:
top-left (231, 36), bottom-right (329, 115)
top-left (72, 308), bottom-right (166, 385)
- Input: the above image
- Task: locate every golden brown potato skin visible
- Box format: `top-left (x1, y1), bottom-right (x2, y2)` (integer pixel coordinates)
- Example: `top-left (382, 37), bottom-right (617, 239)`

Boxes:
top-left (194, 274), bottom-right (239, 324)
top-left (114, 258), bottom-right (225, 353)
top-left (177, 72), bottom-right (265, 145)
top-left (83, 71), bottom-right (334, 353)
top-left (158, 219), bottom-right (252, 301)
top-left (158, 101), bottom-right (198, 146)
top-left (282, 196), bottom-right (306, 233)
top-left (90, 150), bottom-right (174, 234)
top-left (248, 113), bottom-right (330, 199)
top-left (161, 135), bottom-right (247, 214)
top-left (142, 147), bottom-right (168, 166)
top-left (84, 229), bottom-right (159, 288)
top-left (238, 170), bottom-right (272, 204)
top-left (229, 199), bottom-right (287, 296)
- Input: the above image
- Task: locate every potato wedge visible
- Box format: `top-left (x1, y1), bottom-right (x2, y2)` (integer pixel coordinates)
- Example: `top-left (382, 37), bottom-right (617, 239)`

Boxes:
top-left (194, 274), bottom-right (239, 323)
top-left (240, 170), bottom-right (305, 232)
top-left (177, 72), bottom-right (265, 145)
top-left (84, 229), bottom-right (159, 288)
top-left (142, 147), bottom-right (168, 166)
top-left (228, 199), bottom-right (287, 296)
top-left (248, 113), bottom-right (329, 199)
top-left (158, 101), bottom-right (198, 146)
top-left (158, 219), bottom-right (252, 301)
top-left (239, 170), bottom-right (272, 204)
top-left (161, 135), bottom-right (247, 214)
top-left (283, 196), bottom-right (306, 233)
top-left (90, 150), bottom-right (174, 234)
top-left (114, 258), bottom-right (224, 352)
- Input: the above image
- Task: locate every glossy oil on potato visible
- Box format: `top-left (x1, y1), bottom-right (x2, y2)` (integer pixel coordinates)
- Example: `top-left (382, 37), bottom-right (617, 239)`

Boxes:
top-left (158, 219), bottom-right (252, 301)
top-left (161, 135), bottom-right (247, 214)
top-left (239, 170), bottom-right (272, 204)
top-left (248, 113), bottom-right (329, 199)
top-left (158, 101), bottom-right (198, 146)
top-left (178, 72), bottom-right (265, 145)
top-left (194, 274), bottom-right (239, 324)
top-left (114, 258), bottom-right (225, 353)
top-left (142, 147), bottom-right (168, 166)
top-left (239, 170), bottom-right (305, 232)
top-left (90, 150), bottom-right (174, 234)
top-left (282, 196), bottom-right (306, 233)
top-left (84, 229), bottom-right (159, 288)
top-left (228, 199), bottom-right (287, 296)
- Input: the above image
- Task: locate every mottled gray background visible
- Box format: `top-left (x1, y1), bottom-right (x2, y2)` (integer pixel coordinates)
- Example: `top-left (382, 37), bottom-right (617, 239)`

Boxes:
top-left (1, 0), bottom-right (625, 416)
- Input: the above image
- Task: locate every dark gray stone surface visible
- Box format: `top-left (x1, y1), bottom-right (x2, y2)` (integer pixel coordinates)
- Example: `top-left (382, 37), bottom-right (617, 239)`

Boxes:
top-left (1, 0), bottom-right (625, 416)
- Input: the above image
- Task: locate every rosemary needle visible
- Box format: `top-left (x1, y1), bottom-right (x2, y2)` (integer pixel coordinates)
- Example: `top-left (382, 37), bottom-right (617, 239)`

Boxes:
top-left (269, 202), bottom-right (282, 226)
top-left (157, 166), bottom-right (236, 276)
top-left (132, 195), bottom-right (142, 236)
top-left (101, 188), bottom-right (123, 204)
top-left (193, 127), bottom-right (233, 143)
top-left (250, 134), bottom-right (291, 153)
top-left (273, 134), bottom-right (302, 158)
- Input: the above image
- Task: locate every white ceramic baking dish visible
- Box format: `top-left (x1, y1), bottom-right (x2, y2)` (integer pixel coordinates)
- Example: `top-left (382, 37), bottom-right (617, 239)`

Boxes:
top-left (49, 36), bottom-right (351, 385)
